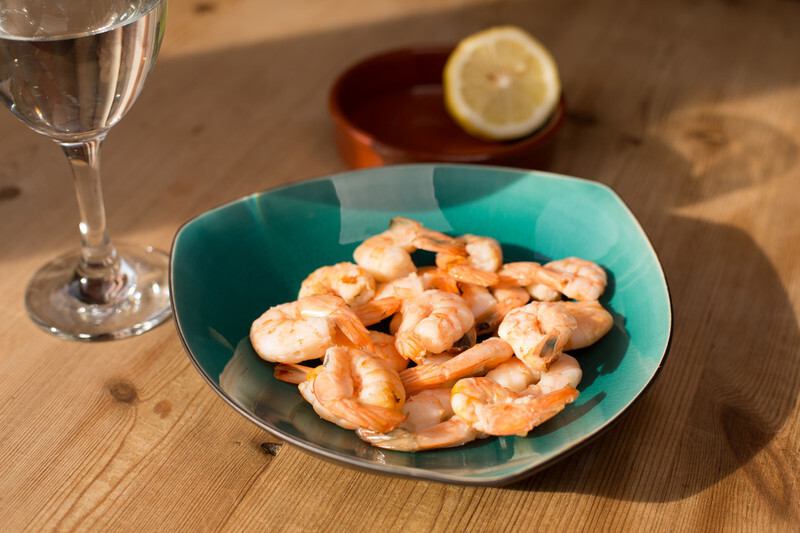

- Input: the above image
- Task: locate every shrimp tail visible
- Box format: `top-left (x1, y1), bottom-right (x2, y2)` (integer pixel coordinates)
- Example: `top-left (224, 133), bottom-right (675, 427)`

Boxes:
top-left (400, 364), bottom-right (447, 395)
top-left (330, 306), bottom-right (374, 352)
top-left (447, 265), bottom-right (500, 287)
top-left (412, 235), bottom-right (466, 256)
top-left (352, 296), bottom-right (401, 326)
top-left (274, 363), bottom-right (314, 384)
top-left (395, 330), bottom-right (427, 363)
top-left (519, 386), bottom-right (580, 434)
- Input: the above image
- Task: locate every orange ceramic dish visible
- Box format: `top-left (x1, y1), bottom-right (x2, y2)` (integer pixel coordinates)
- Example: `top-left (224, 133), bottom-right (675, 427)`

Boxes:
top-left (328, 46), bottom-right (565, 169)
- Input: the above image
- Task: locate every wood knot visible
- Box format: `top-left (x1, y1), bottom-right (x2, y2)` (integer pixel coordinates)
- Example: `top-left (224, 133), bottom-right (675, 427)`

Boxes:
top-left (107, 381), bottom-right (138, 404)
top-left (194, 2), bottom-right (216, 13)
top-left (153, 400), bottom-right (172, 418)
top-left (684, 124), bottom-right (728, 149)
top-left (260, 442), bottom-right (282, 456)
top-left (0, 185), bottom-right (21, 202)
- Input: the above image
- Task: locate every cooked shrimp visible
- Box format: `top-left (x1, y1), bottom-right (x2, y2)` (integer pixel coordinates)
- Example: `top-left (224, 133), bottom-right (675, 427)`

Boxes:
top-left (544, 257), bottom-right (607, 301)
top-left (369, 330), bottom-right (410, 373)
top-left (485, 353), bottom-right (582, 396)
top-left (356, 387), bottom-right (482, 451)
top-left (373, 272), bottom-right (425, 301)
top-left (526, 282), bottom-right (562, 302)
top-left (524, 353), bottom-right (582, 396)
top-left (418, 266), bottom-right (461, 294)
top-left (460, 284), bottom-right (500, 335)
top-left (250, 294), bottom-right (373, 364)
top-left (298, 262), bottom-right (376, 306)
top-left (560, 300), bottom-right (614, 350)
top-left (396, 387), bottom-right (454, 431)
top-left (497, 258), bottom-right (606, 301)
top-left (497, 301), bottom-right (577, 371)
top-left (492, 284), bottom-right (531, 320)
top-left (496, 261), bottom-right (567, 291)
top-left (394, 289), bottom-right (475, 363)
top-left (451, 377), bottom-right (579, 436)
top-left (400, 337), bottom-right (514, 395)
top-left (353, 217), bottom-right (465, 282)
top-left (436, 234), bottom-right (502, 287)
top-left (357, 414), bottom-right (481, 451)
top-left (484, 356), bottom-right (540, 392)
top-left (273, 331), bottom-right (409, 382)
top-left (298, 346), bottom-right (406, 433)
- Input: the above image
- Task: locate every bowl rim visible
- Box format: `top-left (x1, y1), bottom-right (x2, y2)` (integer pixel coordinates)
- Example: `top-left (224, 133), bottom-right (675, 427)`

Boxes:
top-left (327, 46), bottom-right (566, 164)
top-left (169, 163), bottom-right (673, 485)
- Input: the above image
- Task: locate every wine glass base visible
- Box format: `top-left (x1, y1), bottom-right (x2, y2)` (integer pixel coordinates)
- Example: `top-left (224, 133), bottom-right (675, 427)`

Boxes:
top-left (25, 244), bottom-right (172, 341)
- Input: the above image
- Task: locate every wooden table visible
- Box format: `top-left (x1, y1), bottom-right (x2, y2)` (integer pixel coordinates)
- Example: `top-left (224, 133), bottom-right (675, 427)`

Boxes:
top-left (2, 0), bottom-right (799, 530)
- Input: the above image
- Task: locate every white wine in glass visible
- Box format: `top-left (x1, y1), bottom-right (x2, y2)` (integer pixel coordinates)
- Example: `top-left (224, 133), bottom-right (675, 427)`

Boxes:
top-left (0, 0), bottom-right (171, 340)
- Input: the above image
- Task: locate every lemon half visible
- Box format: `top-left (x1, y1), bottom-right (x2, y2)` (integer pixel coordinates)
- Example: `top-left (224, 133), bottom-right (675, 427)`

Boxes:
top-left (444, 26), bottom-right (561, 141)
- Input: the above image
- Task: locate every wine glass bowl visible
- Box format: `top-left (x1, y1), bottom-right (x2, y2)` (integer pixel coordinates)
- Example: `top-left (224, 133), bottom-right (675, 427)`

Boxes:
top-left (0, 0), bottom-right (171, 340)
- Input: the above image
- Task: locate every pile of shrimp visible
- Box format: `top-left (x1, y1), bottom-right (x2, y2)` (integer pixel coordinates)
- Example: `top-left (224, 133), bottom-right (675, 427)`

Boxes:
top-left (250, 217), bottom-right (614, 452)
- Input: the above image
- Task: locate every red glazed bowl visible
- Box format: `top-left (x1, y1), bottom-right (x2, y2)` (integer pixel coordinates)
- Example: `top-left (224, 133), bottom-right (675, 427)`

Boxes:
top-left (328, 46), bottom-right (565, 169)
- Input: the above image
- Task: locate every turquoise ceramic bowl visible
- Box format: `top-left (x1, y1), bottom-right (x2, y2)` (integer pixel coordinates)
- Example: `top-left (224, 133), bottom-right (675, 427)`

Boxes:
top-left (170, 164), bottom-right (671, 485)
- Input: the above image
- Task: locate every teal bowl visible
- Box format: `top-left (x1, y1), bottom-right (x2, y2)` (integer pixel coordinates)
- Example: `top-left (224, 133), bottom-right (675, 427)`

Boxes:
top-left (170, 163), bottom-right (672, 485)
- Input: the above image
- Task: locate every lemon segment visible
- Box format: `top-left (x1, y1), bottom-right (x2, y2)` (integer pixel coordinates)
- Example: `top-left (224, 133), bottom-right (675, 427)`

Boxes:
top-left (444, 26), bottom-right (561, 141)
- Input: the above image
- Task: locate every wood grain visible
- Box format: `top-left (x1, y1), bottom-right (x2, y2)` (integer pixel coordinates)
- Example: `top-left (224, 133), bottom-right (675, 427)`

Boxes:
top-left (1, 0), bottom-right (799, 530)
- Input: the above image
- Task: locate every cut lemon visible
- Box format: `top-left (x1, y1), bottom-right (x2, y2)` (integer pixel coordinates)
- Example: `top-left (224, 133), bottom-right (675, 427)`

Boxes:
top-left (444, 26), bottom-right (561, 141)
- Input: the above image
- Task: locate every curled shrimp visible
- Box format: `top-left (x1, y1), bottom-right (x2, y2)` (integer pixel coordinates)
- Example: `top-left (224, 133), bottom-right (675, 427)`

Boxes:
top-left (459, 283), bottom-right (529, 336)
top-left (451, 377), bottom-right (579, 436)
top-left (484, 356), bottom-right (540, 392)
top-left (394, 289), bottom-right (475, 363)
top-left (298, 262), bottom-right (376, 306)
top-left (497, 301), bottom-right (577, 371)
top-left (396, 387), bottom-right (454, 431)
top-left (369, 330), bottom-right (410, 372)
top-left (497, 258), bottom-right (607, 301)
top-left (560, 300), bottom-right (614, 350)
top-left (400, 337), bottom-right (514, 395)
top-left (526, 353), bottom-right (582, 396)
top-left (491, 284), bottom-right (531, 321)
top-left (298, 346), bottom-right (406, 433)
top-left (436, 234), bottom-right (502, 287)
top-left (357, 388), bottom-right (481, 451)
top-left (484, 353), bottom-right (582, 396)
top-left (418, 266), bottom-right (461, 294)
top-left (496, 261), bottom-right (567, 292)
top-left (274, 330), bottom-right (409, 382)
top-left (544, 257), bottom-right (607, 301)
top-left (353, 217), bottom-right (465, 282)
top-left (373, 272), bottom-right (426, 301)
top-left (250, 294), bottom-right (372, 364)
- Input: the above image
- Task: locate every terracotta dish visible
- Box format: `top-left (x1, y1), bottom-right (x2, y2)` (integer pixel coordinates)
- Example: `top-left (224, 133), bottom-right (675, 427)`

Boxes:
top-left (328, 46), bottom-right (565, 169)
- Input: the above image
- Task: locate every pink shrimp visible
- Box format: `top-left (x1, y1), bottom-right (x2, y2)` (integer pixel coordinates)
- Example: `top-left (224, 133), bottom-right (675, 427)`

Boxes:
top-left (298, 346), bottom-right (406, 433)
top-left (250, 294), bottom-right (373, 364)
top-left (353, 217), bottom-right (465, 282)
top-left (451, 377), bottom-right (579, 436)
top-left (394, 289), bottom-right (475, 363)
top-left (497, 301), bottom-right (577, 371)
top-left (400, 337), bottom-right (514, 395)
top-left (356, 387), bottom-right (482, 451)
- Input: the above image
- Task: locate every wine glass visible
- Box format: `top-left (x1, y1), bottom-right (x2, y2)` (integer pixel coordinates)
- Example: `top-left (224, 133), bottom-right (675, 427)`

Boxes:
top-left (0, 0), bottom-right (171, 341)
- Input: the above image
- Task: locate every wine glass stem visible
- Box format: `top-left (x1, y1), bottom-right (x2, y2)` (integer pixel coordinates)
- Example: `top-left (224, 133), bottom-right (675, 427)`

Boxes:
top-left (59, 137), bottom-right (128, 305)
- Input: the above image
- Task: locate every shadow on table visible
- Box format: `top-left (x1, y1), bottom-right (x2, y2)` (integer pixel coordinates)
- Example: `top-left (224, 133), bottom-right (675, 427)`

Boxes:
top-left (0, 0), bottom-right (798, 512)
